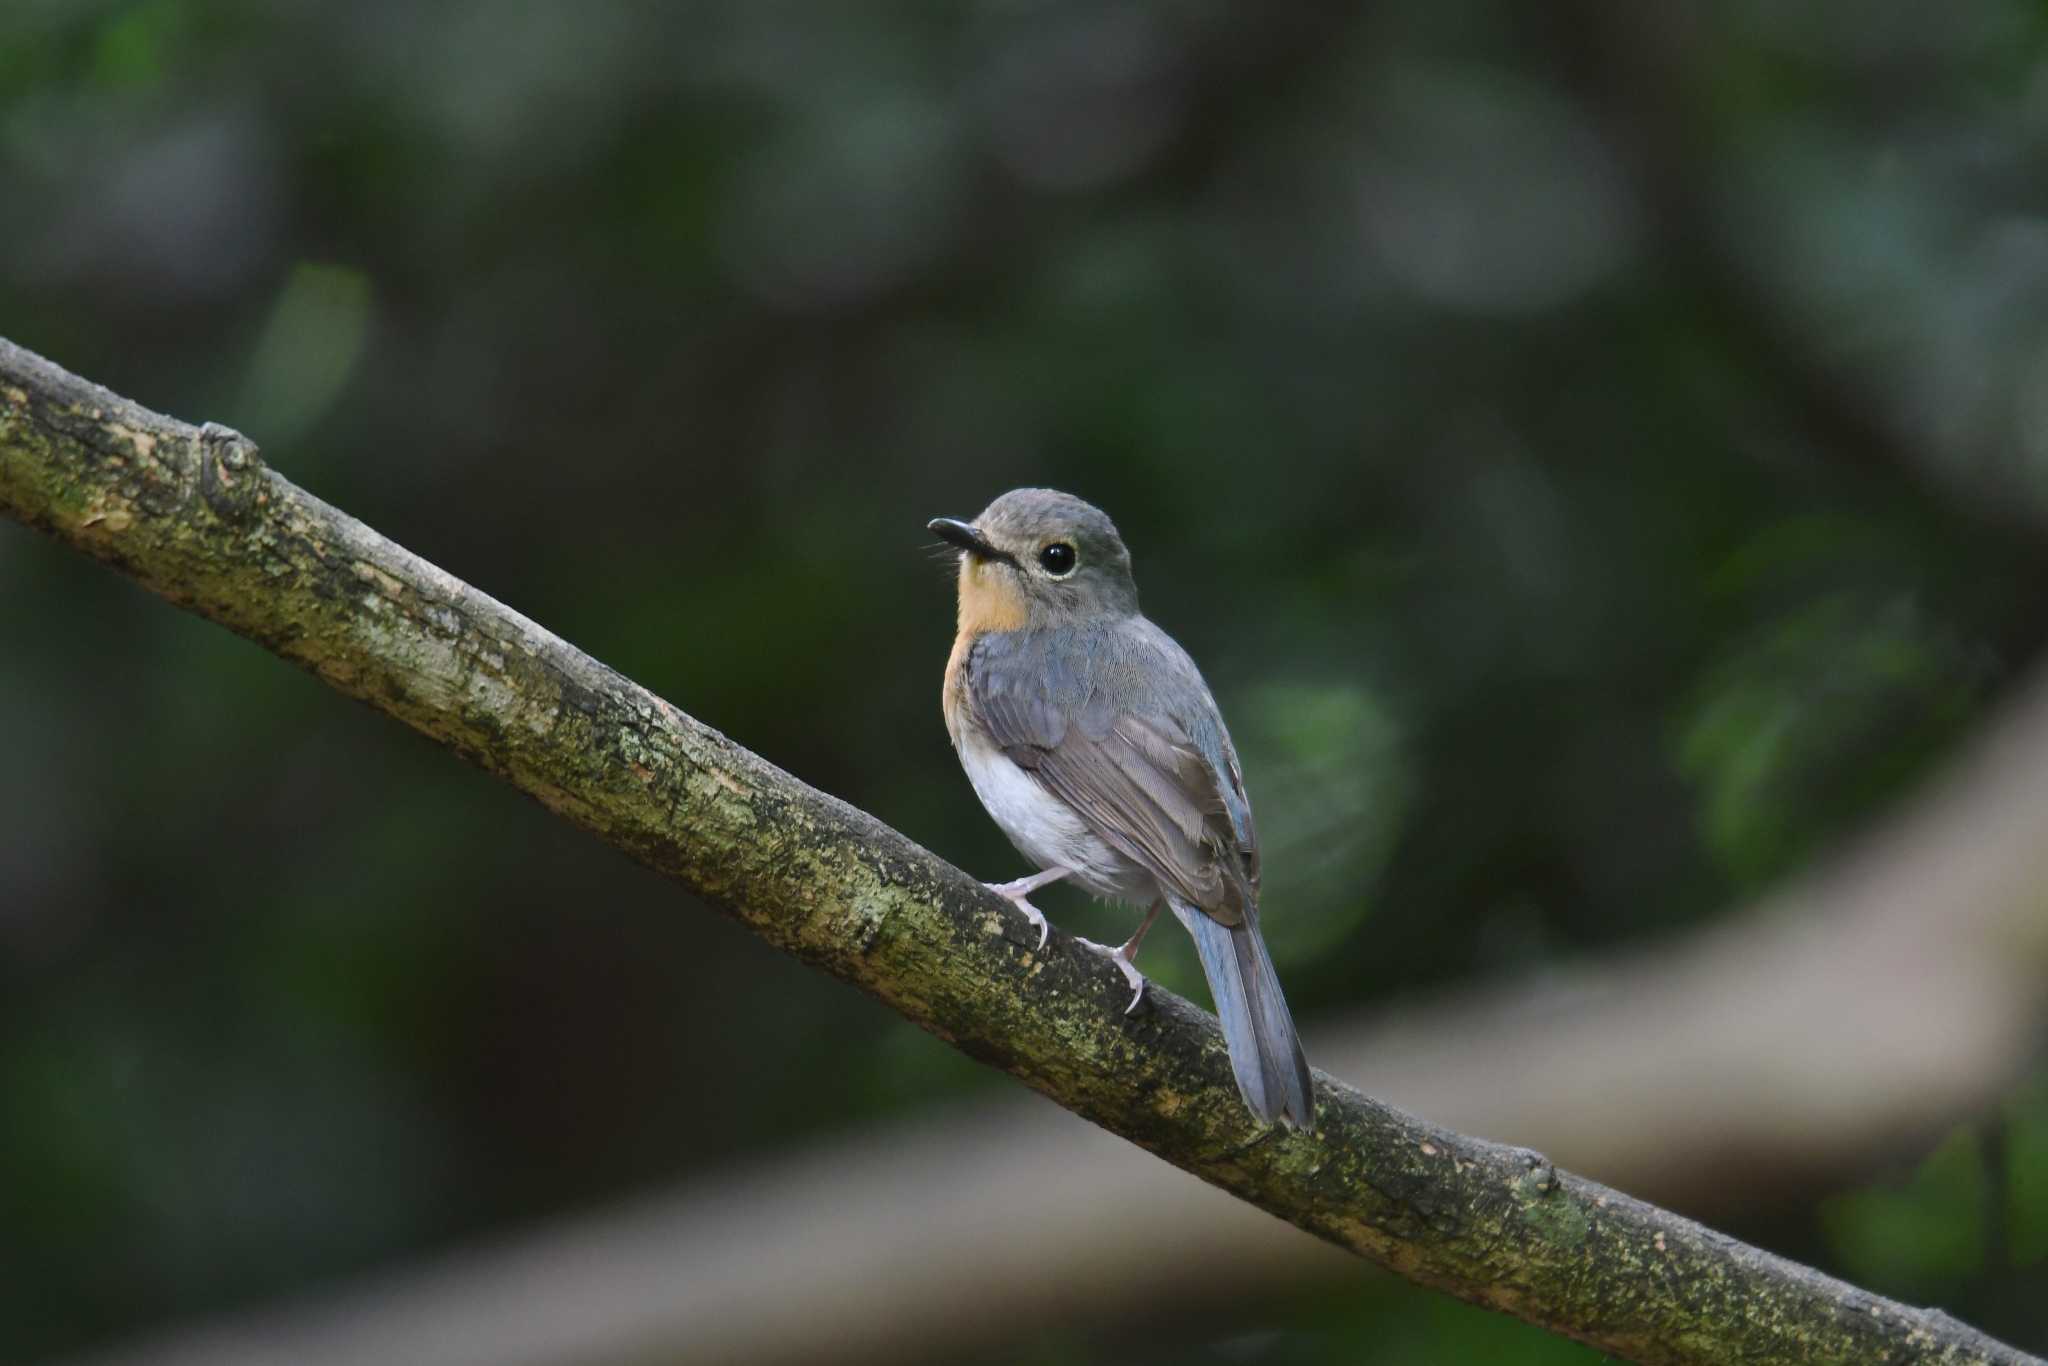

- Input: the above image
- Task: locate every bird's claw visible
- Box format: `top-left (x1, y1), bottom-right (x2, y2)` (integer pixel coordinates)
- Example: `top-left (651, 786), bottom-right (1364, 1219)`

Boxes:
top-left (1077, 938), bottom-right (1148, 1014)
top-left (984, 882), bottom-right (1051, 949)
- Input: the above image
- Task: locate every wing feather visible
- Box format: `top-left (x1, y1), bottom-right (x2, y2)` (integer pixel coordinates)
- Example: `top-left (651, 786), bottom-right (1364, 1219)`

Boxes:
top-left (968, 624), bottom-right (1255, 926)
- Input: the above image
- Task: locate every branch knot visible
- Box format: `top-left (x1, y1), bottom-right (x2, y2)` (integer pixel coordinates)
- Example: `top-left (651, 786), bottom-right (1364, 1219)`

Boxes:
top-left (198, 421), bottom-right (265, 520)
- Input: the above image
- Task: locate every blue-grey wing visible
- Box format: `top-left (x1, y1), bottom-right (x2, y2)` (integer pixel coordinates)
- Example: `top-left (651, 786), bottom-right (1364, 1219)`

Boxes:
top-left (968, 621), bottom-right (1257, 925)
top-left (1140, 618), bottom-right (1260, 896)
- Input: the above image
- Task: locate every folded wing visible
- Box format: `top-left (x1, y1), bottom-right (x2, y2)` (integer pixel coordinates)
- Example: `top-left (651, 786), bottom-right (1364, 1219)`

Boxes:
top-left (970, 623), bottom-right (1257, 927)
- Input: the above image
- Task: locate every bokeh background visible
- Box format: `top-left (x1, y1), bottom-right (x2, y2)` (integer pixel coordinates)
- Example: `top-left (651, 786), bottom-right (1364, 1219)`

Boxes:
top-left (6, 1), bottom-right (2048, 1362)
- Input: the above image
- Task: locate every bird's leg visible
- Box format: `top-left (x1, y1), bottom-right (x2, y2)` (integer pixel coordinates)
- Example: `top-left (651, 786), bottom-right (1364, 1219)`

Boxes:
top-left (1120, 900), bottom-right (1163, 961)
top-left (984, 866), bottom-right (1072, 949)
top-left (1079, 900), bottom-right (1161, 1015)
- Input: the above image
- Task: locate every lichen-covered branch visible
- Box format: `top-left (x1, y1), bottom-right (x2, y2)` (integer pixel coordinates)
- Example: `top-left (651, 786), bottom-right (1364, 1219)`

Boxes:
top-left (0, 335), bottom-right (2032, 1366)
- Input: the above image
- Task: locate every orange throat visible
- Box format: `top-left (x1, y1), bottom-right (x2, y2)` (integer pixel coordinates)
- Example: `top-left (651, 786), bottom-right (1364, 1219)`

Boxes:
top-left (954, 555), bottom-right (1028, 636)
top-left (943, 557), bottom-right (1027, 746)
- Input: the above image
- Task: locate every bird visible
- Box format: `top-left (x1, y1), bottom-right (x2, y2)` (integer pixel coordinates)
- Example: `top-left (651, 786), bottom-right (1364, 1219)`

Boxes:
top-left (929, 488), bottom-right (1314, 1127)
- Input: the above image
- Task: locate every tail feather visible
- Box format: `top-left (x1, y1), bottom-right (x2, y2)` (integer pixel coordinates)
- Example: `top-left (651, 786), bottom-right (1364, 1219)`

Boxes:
top-left (1171, 898), bottom-right (1313, 1126)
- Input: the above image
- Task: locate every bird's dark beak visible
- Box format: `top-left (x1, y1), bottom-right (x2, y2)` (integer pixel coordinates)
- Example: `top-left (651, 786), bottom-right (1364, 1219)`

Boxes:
top-left (928, 517), bottom-right (1015, 566)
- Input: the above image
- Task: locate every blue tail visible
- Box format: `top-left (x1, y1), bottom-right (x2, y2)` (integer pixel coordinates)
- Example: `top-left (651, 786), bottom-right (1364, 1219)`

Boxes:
top-left (1171, 898), bottom-right (1313, 1126)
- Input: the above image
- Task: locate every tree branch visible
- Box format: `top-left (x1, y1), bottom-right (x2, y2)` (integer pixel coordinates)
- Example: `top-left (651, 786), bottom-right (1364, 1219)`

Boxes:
top-left (1, 335), bottom-right (2032, 1366)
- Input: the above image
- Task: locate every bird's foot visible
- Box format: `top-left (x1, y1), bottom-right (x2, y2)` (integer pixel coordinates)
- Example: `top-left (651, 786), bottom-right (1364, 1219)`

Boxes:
top-left (1076, 937), bottom-right (1149, 1015)
top-left (984, 881), bottom-right (1052, 949)
top-left (982, 868), bottom-right (1072, 950)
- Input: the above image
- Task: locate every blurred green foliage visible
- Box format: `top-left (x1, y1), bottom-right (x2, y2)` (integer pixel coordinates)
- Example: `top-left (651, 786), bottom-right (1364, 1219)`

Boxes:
top-left (1823, 1127), bottom-right (1991, 1293)
top-left (1820, 1081), bottom-right (2048, 1314)
top-left (2009, 1079), bottom-right (2048, 1270)
top-left (5, 0), bottom-right (2048, 1361)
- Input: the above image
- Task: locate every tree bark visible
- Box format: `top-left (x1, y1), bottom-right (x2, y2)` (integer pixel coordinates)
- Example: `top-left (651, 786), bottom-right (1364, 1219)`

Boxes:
top-left (1, 335), bottom-right (2034, 1366)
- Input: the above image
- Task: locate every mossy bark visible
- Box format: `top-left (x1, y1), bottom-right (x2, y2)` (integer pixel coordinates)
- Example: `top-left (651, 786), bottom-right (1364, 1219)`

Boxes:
top-left (1, 336), bottom-right (2034, 1366)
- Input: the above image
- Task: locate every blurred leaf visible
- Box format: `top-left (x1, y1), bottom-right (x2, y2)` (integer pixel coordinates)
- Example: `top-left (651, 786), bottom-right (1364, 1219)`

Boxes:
top-left (1677, 585), bottom-right (1984, 889)
top-left (232, 262), bottom-right (373, 448)
top-left (91, 0), bottom-right (187, 91)
top-left (1240, 680), bottom-right (1408, 964)
top-left (1820, 1127), bottom-right (1987, 1293)
top-left (2006, 1074), bottom-right (2048, 1269)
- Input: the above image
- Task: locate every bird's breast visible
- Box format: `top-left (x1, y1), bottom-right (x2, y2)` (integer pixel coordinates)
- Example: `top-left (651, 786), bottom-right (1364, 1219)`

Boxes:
top-left (943, 560), bottom-right (1027, 742)
top-left (942, 622), bottom-right (1149, 900)
top-left (941, 629), bottom-right (977, 749)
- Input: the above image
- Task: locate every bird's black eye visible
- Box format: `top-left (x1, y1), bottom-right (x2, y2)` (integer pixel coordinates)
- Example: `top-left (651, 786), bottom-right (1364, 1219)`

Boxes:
top-left (1038, 542), bottom-right (1077, 576)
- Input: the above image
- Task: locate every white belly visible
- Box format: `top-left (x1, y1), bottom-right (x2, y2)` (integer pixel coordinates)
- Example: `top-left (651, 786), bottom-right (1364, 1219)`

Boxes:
top-left (958, 733), bottom-right (1150, 902)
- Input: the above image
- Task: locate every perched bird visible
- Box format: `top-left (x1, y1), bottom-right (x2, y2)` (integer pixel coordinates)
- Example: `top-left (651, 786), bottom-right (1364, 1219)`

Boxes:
top-left (929, 488), bottom-right (1314, 1127)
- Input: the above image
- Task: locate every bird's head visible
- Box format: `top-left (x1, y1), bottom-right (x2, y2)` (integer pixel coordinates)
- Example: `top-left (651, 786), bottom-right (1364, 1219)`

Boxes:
top-left (928, 488), bottom-right (1139, 633)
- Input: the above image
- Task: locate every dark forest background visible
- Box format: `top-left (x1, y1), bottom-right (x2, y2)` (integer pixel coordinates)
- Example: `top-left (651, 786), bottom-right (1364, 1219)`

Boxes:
top-left (5, 2), bottom-right (2048, 1362)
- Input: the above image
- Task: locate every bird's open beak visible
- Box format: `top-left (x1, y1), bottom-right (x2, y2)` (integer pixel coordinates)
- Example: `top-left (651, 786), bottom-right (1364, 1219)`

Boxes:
top-left (928, 517), bottom-right (1016, 566)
